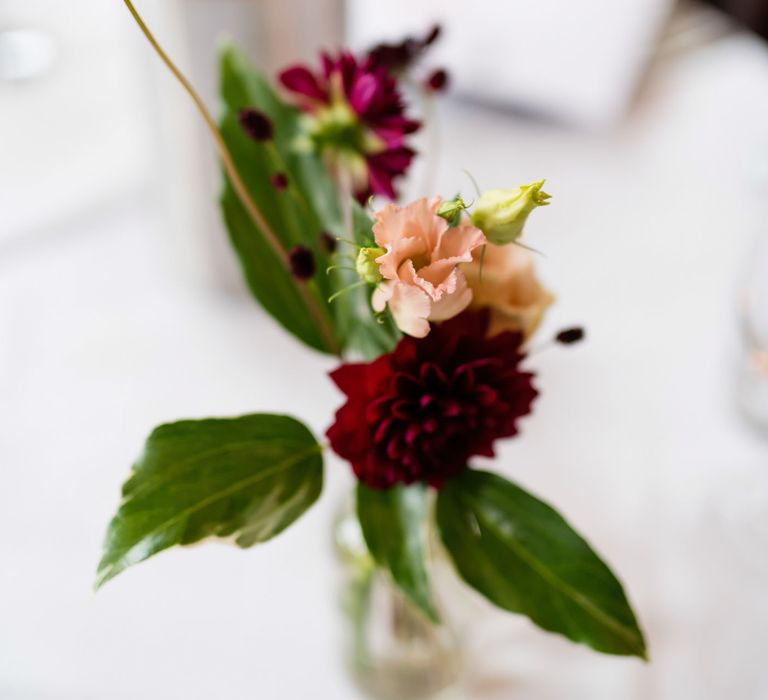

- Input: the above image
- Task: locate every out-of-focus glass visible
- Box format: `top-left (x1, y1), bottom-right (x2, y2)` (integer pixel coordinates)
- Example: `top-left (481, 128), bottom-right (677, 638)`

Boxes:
top-left (333, 496), bottom-right (464, 700)
top-left (737, 230), bottom-right (768, 431)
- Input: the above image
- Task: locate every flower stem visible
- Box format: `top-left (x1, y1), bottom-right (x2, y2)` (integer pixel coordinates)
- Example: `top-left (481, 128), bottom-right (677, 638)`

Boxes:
top-left (121, 0), bottom-right (340, 355)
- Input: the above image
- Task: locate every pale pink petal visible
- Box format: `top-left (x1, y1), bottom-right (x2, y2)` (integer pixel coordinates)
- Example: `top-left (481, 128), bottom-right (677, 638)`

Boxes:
top-left (389, 283), bottom-right (432, 337)
top-left (428, 270), bottom-right (473, 322)
top-left (435, 222), bottom-right (486, 260)
top-left (373, 197), bottom-right (445, 251)
top-left (417, 256), bottom-right (466, 287)
top-left (373, 203), bottom-right (409, 246)
top-left (377, 236), bottom-right (426, 280)
top-left (371, 282), bottom-right (393, 312)
top-left (398, 259), bottom-right (441, 301)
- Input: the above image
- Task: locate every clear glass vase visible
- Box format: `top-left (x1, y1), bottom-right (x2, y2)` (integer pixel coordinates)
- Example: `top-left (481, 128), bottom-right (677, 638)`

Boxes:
top-left (333, 495), bottom-right (464, 700)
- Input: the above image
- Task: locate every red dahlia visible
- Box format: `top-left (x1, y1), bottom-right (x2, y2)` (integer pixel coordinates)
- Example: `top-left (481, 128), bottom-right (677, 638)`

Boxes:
top-left (278, 51), bottom-right (420, 202)
top-left (327, 310), bottom-right (537, 489)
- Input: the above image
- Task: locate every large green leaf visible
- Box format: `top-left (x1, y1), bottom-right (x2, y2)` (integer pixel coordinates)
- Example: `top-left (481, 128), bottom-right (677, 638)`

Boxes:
top-left (437, 470), bottom-right (647, 658)
top-left (96, 414), bottom-right (323, 589)
top-left (357, 483), bottom-right (439, 622)
top-left (219, 45), bottom-right (339, 354)
top-left (218, 44), bottom-right (401, 359)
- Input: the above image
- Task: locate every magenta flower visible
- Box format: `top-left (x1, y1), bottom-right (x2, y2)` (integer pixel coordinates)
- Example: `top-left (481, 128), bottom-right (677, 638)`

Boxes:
top-left (278, 51), bottom-right (420, 202)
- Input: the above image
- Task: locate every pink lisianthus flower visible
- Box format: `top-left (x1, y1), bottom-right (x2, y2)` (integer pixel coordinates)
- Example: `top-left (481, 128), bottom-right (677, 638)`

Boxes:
top-left (279, 51), bottom-right (420, 202)
top-left (371, 197), bottom-right (486, 338)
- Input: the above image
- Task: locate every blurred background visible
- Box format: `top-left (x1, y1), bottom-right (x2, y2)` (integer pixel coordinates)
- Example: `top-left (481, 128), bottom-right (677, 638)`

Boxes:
top-left (2, 0), bottom-right (768, 698)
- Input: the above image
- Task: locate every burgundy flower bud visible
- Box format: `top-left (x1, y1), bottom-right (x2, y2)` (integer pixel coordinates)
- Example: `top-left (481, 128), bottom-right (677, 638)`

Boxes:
top-left (288, 245), bottom-right (316, 280)
top-left (555, 327), bottom-right (585, 345)
top-left (238, 108), bottom-right (273, 141)
top-left (319, 231), bottom-right (337, 254)
top-left (368, 41), bottom-right (413, 71)
top-left (426, 68), bottom-right (449, 93)
top-left (271, 172), bottom-right (289, 191)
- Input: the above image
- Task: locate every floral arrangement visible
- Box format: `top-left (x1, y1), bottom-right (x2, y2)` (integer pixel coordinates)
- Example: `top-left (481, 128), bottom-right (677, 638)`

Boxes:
top-left (98, 1), bottom-right (647, 664)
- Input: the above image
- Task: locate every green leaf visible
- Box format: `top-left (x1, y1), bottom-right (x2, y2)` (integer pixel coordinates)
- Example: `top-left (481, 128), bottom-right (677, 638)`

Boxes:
top-left (219, 44), bottom-right (339, 354)
top-left (437, 470), bottom-right (647, 658)
top-left (96, 414), bottom-right (323, 589)
top-left (218, 44), bottom-right (401, 359)
top-left (357, 483), bottom-right (439, 622)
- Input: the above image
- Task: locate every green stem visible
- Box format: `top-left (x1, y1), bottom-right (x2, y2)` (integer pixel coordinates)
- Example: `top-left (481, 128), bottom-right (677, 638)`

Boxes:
top-left (120, 0), bottom-right (340, 356)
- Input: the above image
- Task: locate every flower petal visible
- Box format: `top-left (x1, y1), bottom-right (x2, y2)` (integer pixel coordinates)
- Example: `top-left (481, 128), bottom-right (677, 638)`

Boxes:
top-left (278, 66), bottom-right (327, 102)
top-left (428, 270), bottom-right (473, 322)
top-left (388, 283), bottom-right (432, 338)
top-left (349, 73), bottom-right (379, 115)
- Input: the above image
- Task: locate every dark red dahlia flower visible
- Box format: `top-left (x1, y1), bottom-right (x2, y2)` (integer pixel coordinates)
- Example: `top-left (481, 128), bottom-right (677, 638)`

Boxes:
top-left (327, 310), bottom-right (537, 489)
top-left (278, 51), bottom-right (420, 202)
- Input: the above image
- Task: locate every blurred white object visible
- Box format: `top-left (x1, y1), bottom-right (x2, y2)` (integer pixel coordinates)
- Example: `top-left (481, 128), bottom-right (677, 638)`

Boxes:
top-left (0, 0), bottom-right (153, 243)
top-left (737, 229), bottom-right (768, 431)
top-left (0, 29), bottom-right (56, 82)
top-left (347, 0), bottom-right (673, 128)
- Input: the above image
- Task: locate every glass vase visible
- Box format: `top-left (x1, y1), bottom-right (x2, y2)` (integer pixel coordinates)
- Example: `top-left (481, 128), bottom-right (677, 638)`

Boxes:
top-left (333, 495), bottom-right (464, 700)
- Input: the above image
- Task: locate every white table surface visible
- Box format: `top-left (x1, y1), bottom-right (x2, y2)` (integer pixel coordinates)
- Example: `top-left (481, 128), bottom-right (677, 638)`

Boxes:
top-left (2, 10), bottom-right (768, 700)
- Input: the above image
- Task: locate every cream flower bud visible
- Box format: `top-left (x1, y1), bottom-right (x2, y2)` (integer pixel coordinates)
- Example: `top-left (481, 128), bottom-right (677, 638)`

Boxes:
top-left (356, 246), bottom-right (386, 284)
top-left (471, 181), bottom-right (551, 245)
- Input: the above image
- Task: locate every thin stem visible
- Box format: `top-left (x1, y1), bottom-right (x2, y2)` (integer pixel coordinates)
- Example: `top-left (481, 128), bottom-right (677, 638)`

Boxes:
top-left (336, 166), bottom-right (356, 244)
top-left (329, 280), bottom-right (366, 303)
top-left (121, 0), bottom-right (340, 355)
top-left (417, 90), bottom-right (439, 198)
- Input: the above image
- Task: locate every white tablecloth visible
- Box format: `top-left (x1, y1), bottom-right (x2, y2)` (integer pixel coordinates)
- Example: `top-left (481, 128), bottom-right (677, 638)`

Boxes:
top-left (2, 10), bottom-right (768, 700)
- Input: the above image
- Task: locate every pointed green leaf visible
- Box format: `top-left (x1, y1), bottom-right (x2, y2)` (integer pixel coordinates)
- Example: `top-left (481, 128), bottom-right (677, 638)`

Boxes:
top-left (219, 45), bottom-right (338, 354)
top-left (218, 44), bottom-right (401, 358)
top-left (357, 483), bottom-right (439, 622)
top-left (437, 470), bottom-right (647, 658)
top-left (96, 414), bottom-right (323, 589)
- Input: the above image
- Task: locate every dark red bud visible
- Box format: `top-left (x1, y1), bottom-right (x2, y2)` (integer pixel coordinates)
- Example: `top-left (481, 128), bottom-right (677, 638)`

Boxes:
top-left (288, 245), bottom-right (316, 280)
top-left (555, 327), bottom-right (585, 345)
top-left (426, 68), bottom-right (449, 93)
top-left (238, 108), bottom-right (273, 141)
top-left (271, 172), bottom-right (289, 191)
top-left (319, 231), bottom-right (337, 254)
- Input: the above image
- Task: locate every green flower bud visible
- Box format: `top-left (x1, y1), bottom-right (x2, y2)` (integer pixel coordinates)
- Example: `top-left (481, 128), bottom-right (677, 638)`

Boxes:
top-left (437, 195), bottom-right (469, 226)
top-left (471, 180), bottom-right (551, 245)
top-left (356, 246), bottom-right (386, 284)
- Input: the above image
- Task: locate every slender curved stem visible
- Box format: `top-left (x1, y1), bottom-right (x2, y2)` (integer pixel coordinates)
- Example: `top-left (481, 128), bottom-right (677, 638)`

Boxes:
top-left (121, 0), bottom-right (340, 355)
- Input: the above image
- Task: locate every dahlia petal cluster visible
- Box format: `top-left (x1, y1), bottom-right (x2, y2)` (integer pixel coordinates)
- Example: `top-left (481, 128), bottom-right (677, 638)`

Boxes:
top-left (371, 197), bottom-right (486, 338)
top-left (327, 310), bottom-right (537, 489)
top-left (279, 51), bottom-right (420, 201)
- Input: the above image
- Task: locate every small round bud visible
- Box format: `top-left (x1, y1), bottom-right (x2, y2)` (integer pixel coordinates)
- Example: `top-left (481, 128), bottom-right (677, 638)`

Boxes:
top-left (437, 195), bottom-right (468, 225)
top-left (356, 246), bottom-right (386, 284)
top-left (271, 173), bottom-right (289, 191)
top-left (288, 245), bottom-right (316, 280)
top-left (555, 327), bottom-right (585, 345)
top-left (426, 68), bottom-right (449, 93)
top-left (238, 109), bottom-right (273, 142)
